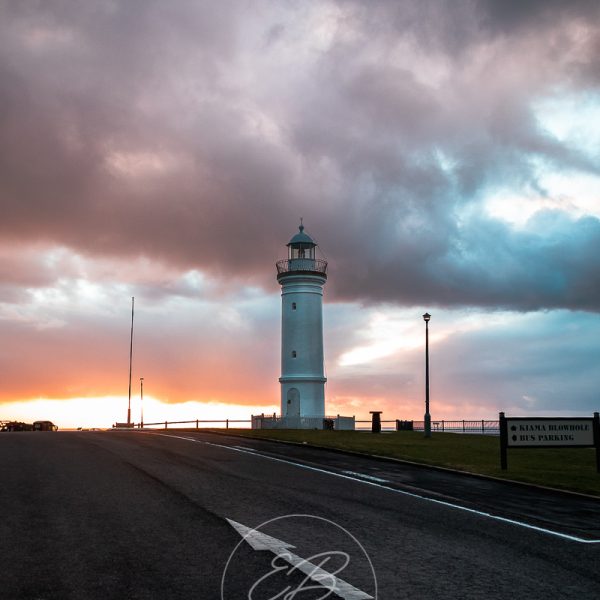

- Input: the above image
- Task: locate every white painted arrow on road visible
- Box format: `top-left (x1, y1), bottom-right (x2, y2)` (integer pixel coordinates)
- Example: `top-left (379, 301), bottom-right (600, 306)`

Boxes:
top-left (227, 518), bottom-right (374, 600)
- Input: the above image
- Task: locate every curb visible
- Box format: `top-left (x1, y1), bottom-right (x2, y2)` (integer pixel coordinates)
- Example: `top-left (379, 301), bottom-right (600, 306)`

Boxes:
top-left (199, 429), bottom-right (600, 501)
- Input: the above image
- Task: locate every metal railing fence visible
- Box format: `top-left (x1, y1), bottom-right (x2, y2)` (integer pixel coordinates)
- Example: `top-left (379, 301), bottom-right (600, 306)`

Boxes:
top-left (356, 419), bottom-right (500, 434)
top-left (136, 419), bottom-right (251, 430)
top-left (276, 258), bottom-right (328, 276)
top-left (116, 417), bottom-right (499, 435)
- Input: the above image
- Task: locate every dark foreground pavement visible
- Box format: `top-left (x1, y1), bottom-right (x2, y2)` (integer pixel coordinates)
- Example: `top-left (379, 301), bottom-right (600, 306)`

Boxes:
top-left (1, 431), bottom-right (599, 599)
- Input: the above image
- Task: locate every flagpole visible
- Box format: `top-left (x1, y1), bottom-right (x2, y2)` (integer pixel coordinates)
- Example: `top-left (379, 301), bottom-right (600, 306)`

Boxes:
top-left (140, 377), bottom-right (144, 429)
top-left (127, 296), bottom-right (134, 425)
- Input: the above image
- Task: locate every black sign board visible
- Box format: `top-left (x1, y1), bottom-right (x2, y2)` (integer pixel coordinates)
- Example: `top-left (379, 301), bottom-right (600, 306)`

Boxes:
top-left (499, 412), bottom-right (600, 472)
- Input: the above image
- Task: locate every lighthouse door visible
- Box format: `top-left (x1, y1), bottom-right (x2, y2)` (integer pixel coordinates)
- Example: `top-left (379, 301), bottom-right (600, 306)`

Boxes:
top-left (287, 388), bottom-right (300, 417)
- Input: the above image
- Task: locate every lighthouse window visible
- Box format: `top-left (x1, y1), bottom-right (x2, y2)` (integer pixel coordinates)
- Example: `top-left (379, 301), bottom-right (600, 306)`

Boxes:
top-left (292, 302), bottom-right (297, 310)
top-left (292, 351), bottom-right (297, 358)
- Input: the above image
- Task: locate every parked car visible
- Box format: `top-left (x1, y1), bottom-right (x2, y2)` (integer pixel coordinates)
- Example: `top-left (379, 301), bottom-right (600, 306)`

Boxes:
top-left (32, 421), bottom-right (58, 431)
top-left (1, 421), bottom-right (34, 432)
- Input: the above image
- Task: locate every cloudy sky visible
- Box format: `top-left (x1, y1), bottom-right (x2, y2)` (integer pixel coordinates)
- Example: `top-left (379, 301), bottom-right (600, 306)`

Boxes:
top-left (1, 0), bottom-right (599, 428)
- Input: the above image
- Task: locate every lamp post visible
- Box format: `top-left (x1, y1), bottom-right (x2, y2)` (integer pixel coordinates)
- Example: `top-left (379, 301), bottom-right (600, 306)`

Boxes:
top-left (140, 377), bottom-right (144, 429)
top-left (423, 312), bottom-right (431, 438)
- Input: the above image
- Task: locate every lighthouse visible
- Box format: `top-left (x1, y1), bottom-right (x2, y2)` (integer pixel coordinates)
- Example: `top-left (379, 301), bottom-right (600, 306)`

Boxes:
top-left (276, 223), bottom-right (328, 419)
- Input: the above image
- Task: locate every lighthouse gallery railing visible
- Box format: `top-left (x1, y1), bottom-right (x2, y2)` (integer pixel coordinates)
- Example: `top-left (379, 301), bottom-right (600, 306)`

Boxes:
top-left (276, 258), bottom-right (328, 276)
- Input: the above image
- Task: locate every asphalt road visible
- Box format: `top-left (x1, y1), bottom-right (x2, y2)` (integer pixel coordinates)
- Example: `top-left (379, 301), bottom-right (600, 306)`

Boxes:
top-left (1, 431), bottom-right (599, 599)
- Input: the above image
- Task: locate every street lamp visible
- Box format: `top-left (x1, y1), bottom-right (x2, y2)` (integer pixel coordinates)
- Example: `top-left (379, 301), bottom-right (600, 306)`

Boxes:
top-left (423, 313), bottom-right (431, 438)
top-left (140, 377), bottom-right (144, 429)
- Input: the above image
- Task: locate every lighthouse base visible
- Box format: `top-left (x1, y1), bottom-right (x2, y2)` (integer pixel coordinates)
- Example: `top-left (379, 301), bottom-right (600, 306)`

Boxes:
top-left (251, 414), bottom-right (355, 430)
top-left (279, 377), bottom-right (326, 418)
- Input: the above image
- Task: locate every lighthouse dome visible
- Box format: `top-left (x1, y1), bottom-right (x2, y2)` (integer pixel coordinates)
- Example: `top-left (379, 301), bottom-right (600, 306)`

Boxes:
top-left (287, 224), bottom-right (316, 247)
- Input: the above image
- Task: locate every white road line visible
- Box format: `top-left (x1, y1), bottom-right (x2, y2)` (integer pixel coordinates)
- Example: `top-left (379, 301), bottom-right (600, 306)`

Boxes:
top-left (150, 434), bottom-right (200, 442)
top-left (143, 432), bottom-right (600, 545)
top-left (342, 471), bottom-right (389, 484)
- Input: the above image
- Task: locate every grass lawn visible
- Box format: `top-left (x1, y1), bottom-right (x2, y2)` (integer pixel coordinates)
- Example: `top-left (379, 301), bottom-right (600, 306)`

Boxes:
top-left (205, 429), bottom-right (600, 496)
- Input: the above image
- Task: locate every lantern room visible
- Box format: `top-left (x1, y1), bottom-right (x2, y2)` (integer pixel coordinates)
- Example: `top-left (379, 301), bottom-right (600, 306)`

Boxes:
top-left (287, 223), bottom-right (316, 260)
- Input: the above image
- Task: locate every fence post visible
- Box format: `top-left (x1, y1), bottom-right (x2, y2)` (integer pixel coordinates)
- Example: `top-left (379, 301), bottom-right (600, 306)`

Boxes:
top-left (226, 419), bottom-right (229, 429)
top-left (482, 419), bottom-right (484, 434)
top-left (196, 419), bottom-right (199, 430)
top-left (462, 420), bottom-right (465, 433)
top-left (165, 421), bottom-right (168, 430)
top-left (499, 412), bottom-right (507, 469)
top-left (442, 420), bottom-right (445, 432)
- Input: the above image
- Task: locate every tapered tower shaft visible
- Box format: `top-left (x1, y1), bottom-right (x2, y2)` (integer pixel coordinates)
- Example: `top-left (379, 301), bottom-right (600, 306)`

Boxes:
top-left (276, 224), bottom-right (327, 418)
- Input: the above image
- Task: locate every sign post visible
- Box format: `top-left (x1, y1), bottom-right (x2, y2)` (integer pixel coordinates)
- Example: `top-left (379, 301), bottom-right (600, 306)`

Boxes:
top-left (499, 412), bottom-right (600, 472)
top-left (499, 412), bottom-right (507, 470)
top-left (594, 412), bottom-right (600, 473)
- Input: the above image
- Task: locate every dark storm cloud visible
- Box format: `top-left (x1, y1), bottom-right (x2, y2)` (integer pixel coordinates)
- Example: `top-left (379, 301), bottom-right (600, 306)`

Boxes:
top-left (478, 0), bottom-right (600, 34)
top-left (336, 0), bottom-right (600, 51)
top-left (328, 211), bottom-right (600, 311)
top-left (1, 1), bottom-right (600, 310)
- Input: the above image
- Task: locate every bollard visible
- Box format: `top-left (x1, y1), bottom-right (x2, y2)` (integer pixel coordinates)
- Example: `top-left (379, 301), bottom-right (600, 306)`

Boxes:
top-left (370, 411), bottom-right (382, 433)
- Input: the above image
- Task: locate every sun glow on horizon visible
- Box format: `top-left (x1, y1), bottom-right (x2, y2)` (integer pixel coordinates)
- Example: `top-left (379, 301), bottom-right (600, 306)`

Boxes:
top-left (0, 396), bottom-right (279, 430)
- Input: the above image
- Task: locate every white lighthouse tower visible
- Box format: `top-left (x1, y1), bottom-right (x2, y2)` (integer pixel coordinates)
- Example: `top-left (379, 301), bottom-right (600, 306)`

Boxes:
top-left (276, 223), bottom-right (327, 419)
